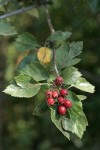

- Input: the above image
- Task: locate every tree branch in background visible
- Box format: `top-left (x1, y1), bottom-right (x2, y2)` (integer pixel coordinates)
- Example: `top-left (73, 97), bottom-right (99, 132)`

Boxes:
top-left (45, 5), bottom-right (55, 34)
top-left (0, 1), bottom-right (53, 19)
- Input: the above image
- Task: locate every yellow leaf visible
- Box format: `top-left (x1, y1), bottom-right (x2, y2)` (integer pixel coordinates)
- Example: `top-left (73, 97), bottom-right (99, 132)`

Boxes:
top-left (37, 47), bottom-right (53, 64)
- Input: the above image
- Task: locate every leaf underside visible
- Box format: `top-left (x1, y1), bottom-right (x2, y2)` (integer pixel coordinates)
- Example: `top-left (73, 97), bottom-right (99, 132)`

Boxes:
top-left (47, 30), bottom-right (72, 46)
top-left (73, 77), bottom-right (95, 93)
top-left (4, 74), bottom-right (41, 98)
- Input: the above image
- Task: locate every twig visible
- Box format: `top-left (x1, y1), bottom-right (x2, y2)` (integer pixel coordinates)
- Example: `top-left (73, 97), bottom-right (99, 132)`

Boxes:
top-left (45, 3), bottom-right (59, 76)
top-left (45, 5), bottom-right (55, 34)
top-left (53, 47), bottom-right (59, 76)
top-left (0, 1), bottom-right (52, 19)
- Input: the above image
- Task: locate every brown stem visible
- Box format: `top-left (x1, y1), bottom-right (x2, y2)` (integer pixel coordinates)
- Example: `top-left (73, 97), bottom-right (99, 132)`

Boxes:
top-left (45, 4), bottom-right (59, 76)
top-left (45, 5), bottom-right (55, 34)
top-left (53, 47), bottom-right (59, 76)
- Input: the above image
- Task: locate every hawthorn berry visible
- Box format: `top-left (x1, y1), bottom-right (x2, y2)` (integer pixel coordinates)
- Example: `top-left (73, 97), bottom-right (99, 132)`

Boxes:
top-left (58, 105), bottom-right (66, 115)
top-left (55, 76), bottom-right (64, 85)
top-left (64, 100), bottom-right (72, 108)
top-left (47, 98), bottom-right (55, 105)
top-left (58, 96), bottom-right (65, 104)
top-left (52, 91), bottom-right (58, 98)
top-left (46, 90), bottom-right (52, 97)
top-left (60, 89), bottom-right (68, 96)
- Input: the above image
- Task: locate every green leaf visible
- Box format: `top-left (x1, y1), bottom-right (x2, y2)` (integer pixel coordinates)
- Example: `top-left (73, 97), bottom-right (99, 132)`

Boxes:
top-left (51, 107), bottom-right (70, 140)
top-left (33, 84), bottom-right (49, 116)
top-left (56, 42), bottom-right (83, 70)
top-left (69, 41), bottom-right (83, 59)
top-left (61, 67), bottom-right (82, 85)
top-left (33, 102), bottom-right (48, 116)
top-left (67, 90), bottom-right (80, 102)
top-left (3, 74), bottom-right (41, 98)
top-left (0, 20), bottom-right (17, 36)
top-left (17, 55), bottom-right (38, 70)
top-left (77, 95), bottom-right (87, 101)
top-left (20, 62), bottom-right (49, 82)
top-left (62, 101), bottom-right (88, 139)
top-left (47, 31), bottom-right (72, 46)
top-left (15, 32), bottom-right (38, 51)
top-left (73, 77), bottom-right (95, 93)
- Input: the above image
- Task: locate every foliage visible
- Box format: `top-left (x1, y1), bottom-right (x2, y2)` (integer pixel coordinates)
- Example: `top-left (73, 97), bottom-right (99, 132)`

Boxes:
top-left (3, 28), bottom-right (95, 140)
top-left (0, 0), bottom-right (99, 149)
top-left (15, 33), bottom-right (39, 51)
top-left (0, 20), bottom-right (17, 36)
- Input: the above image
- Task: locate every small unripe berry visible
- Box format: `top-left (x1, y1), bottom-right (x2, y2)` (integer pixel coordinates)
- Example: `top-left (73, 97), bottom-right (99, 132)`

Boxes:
top-left (55, 76), bottom-right (64, 85)
top-left (58, 106), bottom-right (66, 115)
top-left (60, 89), bottom-right (68, 96)
top-left (47, 98), bottom-right (55, 105)
top-left (52, 91), bottom-right (58, 98)
top-left (46, 90), bottom-right (52, 97)
top-left (64, 100), bottom-right (72, 108)
top-left (58, 96), bottom-right (65, 104)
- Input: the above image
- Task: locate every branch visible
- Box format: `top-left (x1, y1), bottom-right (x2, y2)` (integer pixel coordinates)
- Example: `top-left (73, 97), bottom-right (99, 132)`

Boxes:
top-left (45, 5), bottom-right (55, 34)
top-left (0, 1), bottom-right (52, 20)
top-left (45, 3), bottom-right (59, 76)
top-left (53, 47), bottom-right (59, 76)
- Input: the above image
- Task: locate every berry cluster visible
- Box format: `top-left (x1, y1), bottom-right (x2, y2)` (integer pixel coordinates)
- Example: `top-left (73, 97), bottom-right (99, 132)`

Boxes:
top-left (46, 76), bottom-right (73, 115)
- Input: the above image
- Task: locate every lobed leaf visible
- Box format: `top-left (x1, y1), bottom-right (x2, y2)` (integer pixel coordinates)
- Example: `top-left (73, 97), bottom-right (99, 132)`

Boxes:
top-left (73, 77), bottom-right (95, 93)
top-left (3, 74), bottom-right (41, 98)
top-left (15, 32), bottom-right (38, 51)
top-left (47, 31), bottom-right (72, 46)
top-left (69, 41), bottom-right (83, 59)
top-left (20, 62), bottom-right (49, 82)
top-left (56, 42), bottom-right (83, 71)
top-left (50, 107), bottom-right (70, 140)
top-left (32, 84), bottom-right (49, 115)
top-left (62, 92), bottom-right (88, 139)
top-left (50, 91), bottom-right (88, 139)
top-left (61, 67), bottom-right (82, 85)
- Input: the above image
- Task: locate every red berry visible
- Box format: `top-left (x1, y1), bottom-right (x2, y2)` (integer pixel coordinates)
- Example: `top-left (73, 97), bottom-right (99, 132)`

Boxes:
top-left (46, 90), bottom-right (52, 97)
top-left (55, 76), bottom-right (64, 85)
top-left (47, 98), bottom-right (55, 105)
top-left (60, 89), bottom-right (68, 96)
top-left (64, 100), bottom-right (72, 108)
top-left (58, 106), bottom-right (66, 115)
top-left (52, 91), bottom-right (58, 98)
top-left (58, 96), bottom-right (65, 104)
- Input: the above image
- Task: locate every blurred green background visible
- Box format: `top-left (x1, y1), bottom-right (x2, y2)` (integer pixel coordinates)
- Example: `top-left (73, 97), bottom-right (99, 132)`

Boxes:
top-left (0, 0), bottom-right (100, 150)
